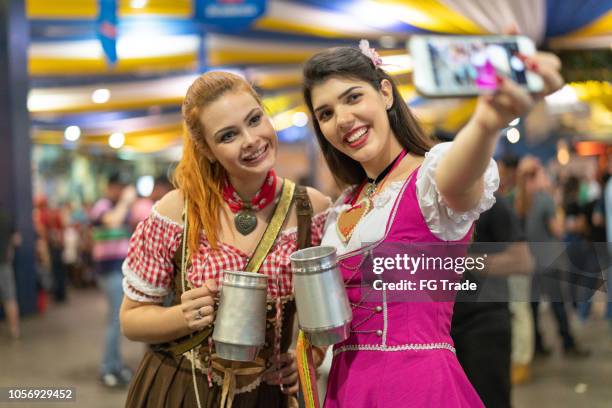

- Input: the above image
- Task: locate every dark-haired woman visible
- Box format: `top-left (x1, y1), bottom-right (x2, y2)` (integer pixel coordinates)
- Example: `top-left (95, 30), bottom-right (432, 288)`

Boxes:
top-left (302, 42), bottom-right (564, 407)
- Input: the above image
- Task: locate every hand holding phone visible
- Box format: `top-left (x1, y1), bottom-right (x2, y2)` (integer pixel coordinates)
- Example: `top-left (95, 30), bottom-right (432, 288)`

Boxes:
top-left (410, 35), bottom-right (544, 98)
top-left (471, 53), bottom-right (562, 132)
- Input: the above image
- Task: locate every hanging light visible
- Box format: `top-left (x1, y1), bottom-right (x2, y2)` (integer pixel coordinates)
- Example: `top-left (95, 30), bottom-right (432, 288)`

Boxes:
top-left (92, 89), bottom-right (111, 104)
top-left (508, 118), bottom-right (520, 126)
top-left (506, 128), bottom-right (520, 144)
top-left (108, 132), bottom-right (125, 149)
top-left (137, 175), bottom-right (154, 197)
top-left (557, 140), bottom-right (570, 165)
top-left (64, 126), bottom-right (81, 142)
top-left (130, 0), bottom-right (147, 9)
top-left (291, 112), bottom-right (308, 128)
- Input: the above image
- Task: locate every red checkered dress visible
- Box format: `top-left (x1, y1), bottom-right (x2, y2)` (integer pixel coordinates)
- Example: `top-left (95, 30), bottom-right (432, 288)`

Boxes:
top-left (122, 207), bottom-right (329, 303)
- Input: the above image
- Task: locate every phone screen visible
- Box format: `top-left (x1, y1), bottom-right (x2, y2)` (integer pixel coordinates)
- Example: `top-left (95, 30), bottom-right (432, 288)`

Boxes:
top-left (427, 38), bottom-right (528, 93)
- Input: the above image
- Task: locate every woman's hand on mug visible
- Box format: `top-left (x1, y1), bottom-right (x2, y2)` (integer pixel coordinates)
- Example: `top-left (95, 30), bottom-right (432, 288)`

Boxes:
top-left (180, 279), bottom-right (218, 331)
top-left (263, 350), bottom-right (299, 395)
top-left (471, 51), bottom-right (564, 135)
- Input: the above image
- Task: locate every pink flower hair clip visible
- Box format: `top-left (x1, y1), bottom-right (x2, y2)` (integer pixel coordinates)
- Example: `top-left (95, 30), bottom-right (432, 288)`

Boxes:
top-left (359, 39), bottom-right (383, 67)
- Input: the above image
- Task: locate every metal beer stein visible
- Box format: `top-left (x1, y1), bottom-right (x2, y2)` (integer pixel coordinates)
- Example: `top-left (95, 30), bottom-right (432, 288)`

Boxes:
top-left (290, 246), bottom-right (352, 346)
top-left (212, 271), bottom-right (268, 361)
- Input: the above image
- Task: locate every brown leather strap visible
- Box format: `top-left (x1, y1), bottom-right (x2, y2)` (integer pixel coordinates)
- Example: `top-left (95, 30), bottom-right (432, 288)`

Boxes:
top-left (159, 183), bottom-right (312, 356)
top-left (245, 179), bottom-right (295, 272)
top-left (294, 185), bottom-right (313, 250)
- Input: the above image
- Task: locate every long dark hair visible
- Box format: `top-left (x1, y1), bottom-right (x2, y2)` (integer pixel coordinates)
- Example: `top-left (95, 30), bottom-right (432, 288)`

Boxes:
top-left (303, 46), bottom-right (432, 186)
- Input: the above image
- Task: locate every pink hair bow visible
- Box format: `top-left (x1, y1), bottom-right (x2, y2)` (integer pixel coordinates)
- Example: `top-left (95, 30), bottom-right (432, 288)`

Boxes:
top-left (359, 39), bottom-right (383, 67)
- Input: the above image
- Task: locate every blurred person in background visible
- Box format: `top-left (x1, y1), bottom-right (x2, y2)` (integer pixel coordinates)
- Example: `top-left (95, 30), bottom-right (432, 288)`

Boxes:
top-left (604, 161), bottom-right (612, 338)
top-left (129, 176), bottom-right (173, 227)
top-left (515, 157), bottom-right (589, 358)
top-left (452, 191), bottom-right (534, 408)
top-left (34, 196), bottom-right (67, 303)
top-left (498, 153), bottom-right (535, 383)
top-left (562, 175), bottom-right (600, 321)
top-left (62, 203), bottom-right (84, 288)
top-left (498, 153), bottom-right (519, 201)
top-left (79, 201), bottom-right (96, 287)
top-left (579, 170), bottom-right (608, 323)
top-left (90, 174), bottom-right (138, 388)
top-left (0, 203), bottom-right (22, 339)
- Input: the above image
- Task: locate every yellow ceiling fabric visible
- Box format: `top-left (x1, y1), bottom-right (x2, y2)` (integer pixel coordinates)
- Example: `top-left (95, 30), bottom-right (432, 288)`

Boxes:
top-left (26, 0), bottom-right (98, 19)
top-left (571, 81), bottom-right (612, 111)
top-left (251, 70), bottom-right (303, 91)
top-left (208, 49), bottom-right (317, 66)
top-left (439, 99), bottom-right (478, 132)
top-left (29, 54), bottom-right (198, 77)
top-left (254, 18), bottom-right (357, 39)
top-left (374, 0), bottom-right (487, 34)
top-left (26, 0), bottom-right (192, 19)
top-left (262, 92), bottom-right (304, 117)
top-left (32, 124), bottom-right (182, 153)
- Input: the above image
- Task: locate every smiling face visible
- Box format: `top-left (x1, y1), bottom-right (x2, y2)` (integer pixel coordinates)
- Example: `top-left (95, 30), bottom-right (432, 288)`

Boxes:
top-left (310, 76), bottom-right (402, 175)
top-left (199, 90), bottom-right (277, 182)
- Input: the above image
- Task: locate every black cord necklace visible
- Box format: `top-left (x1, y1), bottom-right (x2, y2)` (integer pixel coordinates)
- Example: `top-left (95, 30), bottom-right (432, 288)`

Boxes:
top-left (363, 150), bottom-right (406, 197)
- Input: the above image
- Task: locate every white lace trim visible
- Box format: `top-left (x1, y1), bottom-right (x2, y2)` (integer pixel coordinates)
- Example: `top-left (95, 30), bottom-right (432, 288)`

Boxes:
top-left (151, 204), bottom-right (184, 228)
top-left (372, 180), bottom-right (404, 208)
top-left (333, 342), bottom-right (456, 356)
top-left (416, 142), bottom-right (499, 241)
top-left (185, 348), bottom-right (264, 394)
top-left (122, 260), bottom-right (170, 298)
top-left (122, 278), bottom-right (164, 303)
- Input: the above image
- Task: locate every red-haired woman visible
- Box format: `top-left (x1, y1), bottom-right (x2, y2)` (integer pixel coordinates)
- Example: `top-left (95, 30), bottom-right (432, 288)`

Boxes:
top-left (120, 71), bottom-right (330, 408)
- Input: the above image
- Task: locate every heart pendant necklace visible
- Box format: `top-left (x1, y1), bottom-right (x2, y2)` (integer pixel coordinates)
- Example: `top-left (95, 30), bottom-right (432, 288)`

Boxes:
top-left (222, 170), bottom-right (278, 236)
top-left (336, 150), bottom-right (407, 244)
top-left (234, 204), bottom-right (258, 235)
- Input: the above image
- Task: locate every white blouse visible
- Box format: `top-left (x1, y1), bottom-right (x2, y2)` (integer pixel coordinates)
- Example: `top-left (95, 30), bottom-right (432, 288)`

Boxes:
top-left (321, 142), bottom-right (500, 256)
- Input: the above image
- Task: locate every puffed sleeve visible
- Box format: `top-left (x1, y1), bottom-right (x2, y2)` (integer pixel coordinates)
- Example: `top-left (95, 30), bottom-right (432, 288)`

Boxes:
top-left (311, 209), bottom-right (331, 246)
top-left (122, 209), bottom-right (183, 303)
top-left (416, 142), bottom-right (499, 241)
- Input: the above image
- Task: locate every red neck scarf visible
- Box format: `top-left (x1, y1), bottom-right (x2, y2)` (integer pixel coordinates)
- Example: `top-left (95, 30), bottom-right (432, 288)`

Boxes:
top-left (222, 169), bottom-right (278, 213)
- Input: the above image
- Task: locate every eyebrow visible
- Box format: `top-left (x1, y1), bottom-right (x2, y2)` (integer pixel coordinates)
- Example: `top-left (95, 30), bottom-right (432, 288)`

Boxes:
top-left (214, 107), bottom-right (261, 137)
top-left (313, 86), bottom-right (363, 114)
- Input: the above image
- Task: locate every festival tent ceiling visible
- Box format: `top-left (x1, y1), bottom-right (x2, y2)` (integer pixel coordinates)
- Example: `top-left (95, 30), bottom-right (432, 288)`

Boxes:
top-left (26, 0), bottom-right (611, 153)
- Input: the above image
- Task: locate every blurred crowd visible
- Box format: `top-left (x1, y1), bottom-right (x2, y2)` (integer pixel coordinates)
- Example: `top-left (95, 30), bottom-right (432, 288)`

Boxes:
top-left (500, 153), bottom-right (611, 376)
top-left (29, 175), bottom-right (172, 307)
top-left (2, 151), bottom-right (612, 398)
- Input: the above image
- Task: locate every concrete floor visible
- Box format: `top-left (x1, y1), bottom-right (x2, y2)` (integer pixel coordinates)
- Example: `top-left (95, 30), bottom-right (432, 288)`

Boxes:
top-left (0, 288), bottom-right (610, 408)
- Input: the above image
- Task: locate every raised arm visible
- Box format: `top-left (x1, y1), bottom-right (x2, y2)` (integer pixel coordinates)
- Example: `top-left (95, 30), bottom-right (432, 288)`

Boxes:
top-left (435, 53), bottom-right (564, 212)
top-left (100, 186), bottom-right (137, 228)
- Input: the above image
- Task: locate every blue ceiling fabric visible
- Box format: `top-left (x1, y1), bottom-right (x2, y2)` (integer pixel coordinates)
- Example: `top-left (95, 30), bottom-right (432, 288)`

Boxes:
top-left (31, 18), bottom-right (200, 43)
top-left (194, 0), bottom-right (267, 33)
top-left (545, 0), bottom-right (612, 37)
top-left (96, 0), bottom-right (118, 65)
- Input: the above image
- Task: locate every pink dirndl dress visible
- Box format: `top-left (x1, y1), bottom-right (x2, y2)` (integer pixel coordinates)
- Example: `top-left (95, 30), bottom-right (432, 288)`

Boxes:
top-left (321, 144), bottom-right (498, 408)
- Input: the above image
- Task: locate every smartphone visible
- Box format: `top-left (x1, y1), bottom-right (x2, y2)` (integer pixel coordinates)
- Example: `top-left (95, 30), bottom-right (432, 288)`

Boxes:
top-left (409, 35), bottom-right (544, 98)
